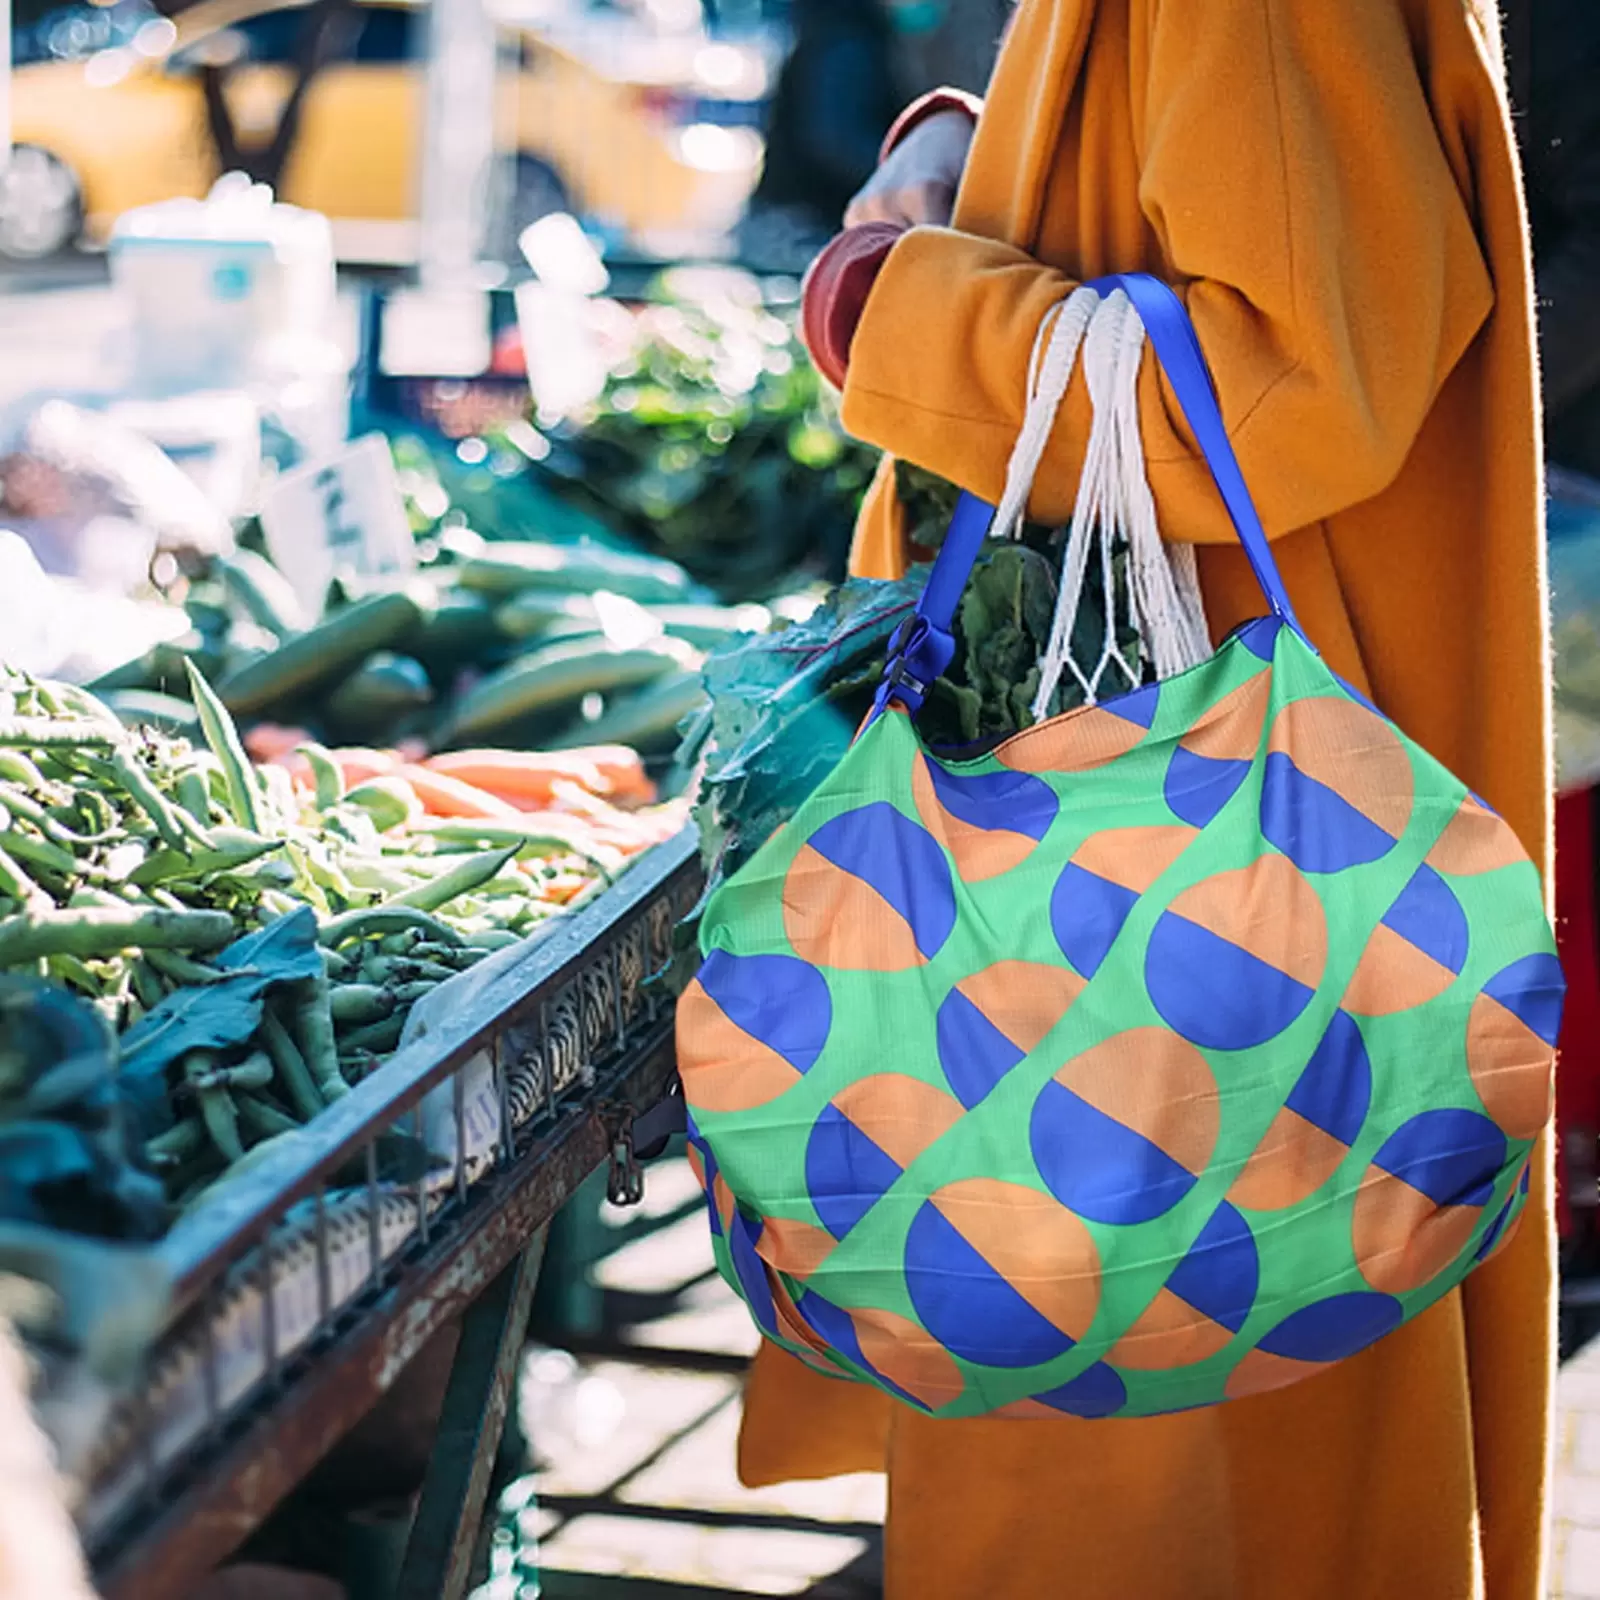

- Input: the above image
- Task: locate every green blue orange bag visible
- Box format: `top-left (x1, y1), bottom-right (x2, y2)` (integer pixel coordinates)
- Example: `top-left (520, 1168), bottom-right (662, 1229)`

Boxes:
top-left (675, 273), bottom-right (1563, 1419)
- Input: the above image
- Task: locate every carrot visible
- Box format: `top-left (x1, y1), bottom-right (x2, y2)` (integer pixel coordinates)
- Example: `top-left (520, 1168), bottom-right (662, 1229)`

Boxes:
top-left (391, 763), bottom-right (520, 819)
top-left (244, 724), bottom-right (314, 763)
top-left (421, 748), bottom-right (614, 807)
top-left (556, 744), bottom-right (654, 802)
top-left (329, 748), bottom-right (401, 788)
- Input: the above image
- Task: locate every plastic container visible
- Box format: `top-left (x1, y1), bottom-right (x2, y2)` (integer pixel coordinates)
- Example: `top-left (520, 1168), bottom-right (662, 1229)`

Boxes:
top-left (109, 175), bottom-right (338, 397)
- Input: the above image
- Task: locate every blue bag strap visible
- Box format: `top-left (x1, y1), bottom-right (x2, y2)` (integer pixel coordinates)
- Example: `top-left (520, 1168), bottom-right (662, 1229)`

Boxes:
top-left (875, 272), bottom-right (1305, 717)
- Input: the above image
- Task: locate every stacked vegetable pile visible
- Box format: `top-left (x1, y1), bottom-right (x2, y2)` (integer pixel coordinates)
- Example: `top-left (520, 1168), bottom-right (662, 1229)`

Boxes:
top-left (88, 531), bottom-right (752, 766)
top-left (0, 664), bottom-right (682, 1216)
top-left (527, 275), bottom-right (880, 598)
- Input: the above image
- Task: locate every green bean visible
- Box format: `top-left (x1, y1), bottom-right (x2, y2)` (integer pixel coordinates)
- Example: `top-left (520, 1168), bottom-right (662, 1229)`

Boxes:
top-left (409, 817), bottom-right (616, 883)
top-left (330, 983), bottom-right (394, 1026)
top-left (129, 958), bottom-right (166, 1010)
top-left (0, 718), bottom-right (119, 750)
top-left (236, 1094), bottom-right (300, 1142)
top-left (0, 843), bottom-right (47, 913)
top-left (184, 661), bottom-right (267, 834)
top-left (291, 971), bottom-right (347, 1102)
top-left (192, 1051), bottom-right (273, 1092)
top-left (297, 839), bottom-right (357, 904)
top-left (142, 948), bottom-right (234, 986)
top-left (320, 945), bottom-right (355, 981)
top-left (0, 782), bottom-right (85, 848)
top-left (145, 1117), bottom-right (205, 1169)
top-left (184, 1049), bottom-right (244, 1164)
top-left (0, 750), bottom-right (52, 792)
top-left (317, 906), bottom-right (464, 950)
top-left (298, 743), bottom-right (344, 812)
top-left (33, 681), bottom-right (120, 727)
top-left (115, 748), bottom-right (211, 849)
top-left (56, 786), bottom-right (118, 840)
top-left (259, 1007), bottom-right (325, 1121)
top-left (176, 768), bottom-right (213, 828)
top-left (0, 906), bottom-right (234, 964)
top-left (341, 860), bottom-right (423, 896)
top-left (45, 951), bottom-right (103, 995)
top-left (356, 952), bottom-right (399, 985)
top-left (387, 845), bottom-right (520, 915)
top-left (3, 829), bottom-right (77, 880)
top-left (399, 958), bottom-right (462, 984)
top-left (462, 928), bottom-right (521, 953)
top-left (131, 833), bottom-right (281, 888)
top-left (338, 1013), bottom-right (405, 1056)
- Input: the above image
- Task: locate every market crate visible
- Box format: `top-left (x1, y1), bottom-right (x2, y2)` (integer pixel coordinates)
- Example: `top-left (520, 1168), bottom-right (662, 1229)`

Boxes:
top-left (83, 828), bottom-right (702, 1599)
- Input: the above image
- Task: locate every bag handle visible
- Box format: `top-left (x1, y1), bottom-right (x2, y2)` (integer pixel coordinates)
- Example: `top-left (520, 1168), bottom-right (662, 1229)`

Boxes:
top-left (874, 272), bottom-right (1306, 717)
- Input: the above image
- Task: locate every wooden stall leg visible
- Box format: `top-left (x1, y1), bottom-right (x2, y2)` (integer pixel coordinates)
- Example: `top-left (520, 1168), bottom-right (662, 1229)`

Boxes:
top-left (394, 1230), bottom-right (547, 1600)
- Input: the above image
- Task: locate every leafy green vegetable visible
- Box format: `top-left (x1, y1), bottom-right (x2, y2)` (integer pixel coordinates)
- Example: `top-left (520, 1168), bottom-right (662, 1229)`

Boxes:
top-left (679, 470), bottom-right (1149, 966)
top-left (529, 285), bottom-right (880, 599)
top-left (0, 977), bottom-right (166, 1240)
top-left (117, 908), bottom-right (323, 1138)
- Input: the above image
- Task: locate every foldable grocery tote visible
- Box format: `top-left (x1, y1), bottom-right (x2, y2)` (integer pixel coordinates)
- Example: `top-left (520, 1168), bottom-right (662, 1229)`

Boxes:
top-left (676, 273), bottom-right (1564, 1420)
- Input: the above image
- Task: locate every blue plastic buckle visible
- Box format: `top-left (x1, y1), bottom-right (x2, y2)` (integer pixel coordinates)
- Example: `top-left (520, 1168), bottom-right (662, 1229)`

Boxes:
top-left (876, 616), bottom-right (956, 715)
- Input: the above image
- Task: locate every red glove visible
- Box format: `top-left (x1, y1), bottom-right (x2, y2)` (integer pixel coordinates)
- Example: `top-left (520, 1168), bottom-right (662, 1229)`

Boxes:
top-left (800, 221), bottom-right (905, 390)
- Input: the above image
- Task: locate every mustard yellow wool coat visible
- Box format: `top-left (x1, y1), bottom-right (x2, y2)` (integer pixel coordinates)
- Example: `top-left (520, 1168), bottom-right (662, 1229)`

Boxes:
top-left (735, 2), bottom-right (1558, 1596)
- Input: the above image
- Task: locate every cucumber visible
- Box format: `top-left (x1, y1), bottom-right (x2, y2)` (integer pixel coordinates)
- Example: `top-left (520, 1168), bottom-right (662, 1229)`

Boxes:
top-left (646, 603), bottom-right (771, 651)
top-left (101, 689), bottom-right (203, 739)
top-left (457, 542), bottom-right (693, 604)
top-left (411, 591), bottom-right (506, 674)
top-left (550, 670), bottom-right (708, 755)
top-left (494, 591), bottom-right (600, 640)
top-left (493, 595), bottom-right (769, 650)
top-left (326, 653), bottom-right (434, 734)
top-left (215, 588), bottom-right (433, 717)
top-left (445, 637), bottom-right (696, 745)
top-left (216, 548), bottom-right (310, 636)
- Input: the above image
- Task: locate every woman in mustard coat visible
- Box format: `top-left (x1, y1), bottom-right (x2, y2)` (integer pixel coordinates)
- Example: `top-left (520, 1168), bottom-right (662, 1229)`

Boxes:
top-left (741, 2), bottom-right (1557, 1596)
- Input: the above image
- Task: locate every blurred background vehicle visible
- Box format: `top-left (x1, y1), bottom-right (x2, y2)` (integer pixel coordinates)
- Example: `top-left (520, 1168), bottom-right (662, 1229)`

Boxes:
top-left (0, 0), bottom-right (774, 264)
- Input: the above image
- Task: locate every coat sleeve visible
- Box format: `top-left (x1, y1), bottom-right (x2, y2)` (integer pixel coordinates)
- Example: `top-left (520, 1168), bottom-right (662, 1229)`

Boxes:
top-left (838, 0), bottom-right (1496, 545)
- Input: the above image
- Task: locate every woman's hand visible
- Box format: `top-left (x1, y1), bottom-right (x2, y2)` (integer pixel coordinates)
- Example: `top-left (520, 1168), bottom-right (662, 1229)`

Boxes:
top-left (844, 110), bottom-right (976, 229)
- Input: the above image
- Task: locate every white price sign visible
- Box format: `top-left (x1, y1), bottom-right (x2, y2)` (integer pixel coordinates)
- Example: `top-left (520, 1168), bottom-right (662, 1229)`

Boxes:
top-left (259, 432), bottom-right (415, 616)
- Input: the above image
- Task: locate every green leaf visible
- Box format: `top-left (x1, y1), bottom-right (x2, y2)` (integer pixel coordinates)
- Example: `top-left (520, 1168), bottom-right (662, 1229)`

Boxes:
top-left (117, 908), bottom-right (323, 1138)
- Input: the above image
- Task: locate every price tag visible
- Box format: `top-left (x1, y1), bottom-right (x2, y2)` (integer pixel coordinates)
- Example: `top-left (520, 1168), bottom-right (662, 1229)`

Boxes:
top-left (259, 432), bottom-right (415, 616)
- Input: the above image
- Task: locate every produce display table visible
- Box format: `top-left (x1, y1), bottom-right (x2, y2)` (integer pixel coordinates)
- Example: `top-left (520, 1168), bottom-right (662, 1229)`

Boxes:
top-left (84, 829), bottom-right (702, 1600)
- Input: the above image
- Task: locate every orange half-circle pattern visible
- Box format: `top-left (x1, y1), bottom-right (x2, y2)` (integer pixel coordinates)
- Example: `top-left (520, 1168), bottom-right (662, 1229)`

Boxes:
top-left (999, 704), bottom-right (1149, 775)
top-left (1266, 696), bottom-right (1415, 840)
top-left (755, 1215), bottom-right (839, 1280)
top-left (783, 842), bottom-right (930, 971)
top-left (928, 1177), bottom-right (1102, 1342)
top-left (832, 1074), bottom-right (967, 1171)
top-left (1426, 796), bottom-right (1527, 877)
top-left (1110, 1287), bottom-right (1236, 1370)
top-left (1227, 1107), bottom-right (1349, 1211)
top-left (953, 960), bottom-right (1087, 1054)
top-left (1180, 670), bottom-right (1272, 763)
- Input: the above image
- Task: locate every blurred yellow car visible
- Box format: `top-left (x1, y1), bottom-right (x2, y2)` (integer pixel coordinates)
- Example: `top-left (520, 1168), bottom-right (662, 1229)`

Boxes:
top-left (0, 0), bottom-right (767, 261)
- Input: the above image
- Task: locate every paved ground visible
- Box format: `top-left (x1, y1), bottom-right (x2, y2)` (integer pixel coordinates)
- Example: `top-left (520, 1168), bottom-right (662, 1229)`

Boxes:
top-left (1555, 1336), bottom-right (1600, 1598)
top-left (478, 1155), bottom-right (885, 1599)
